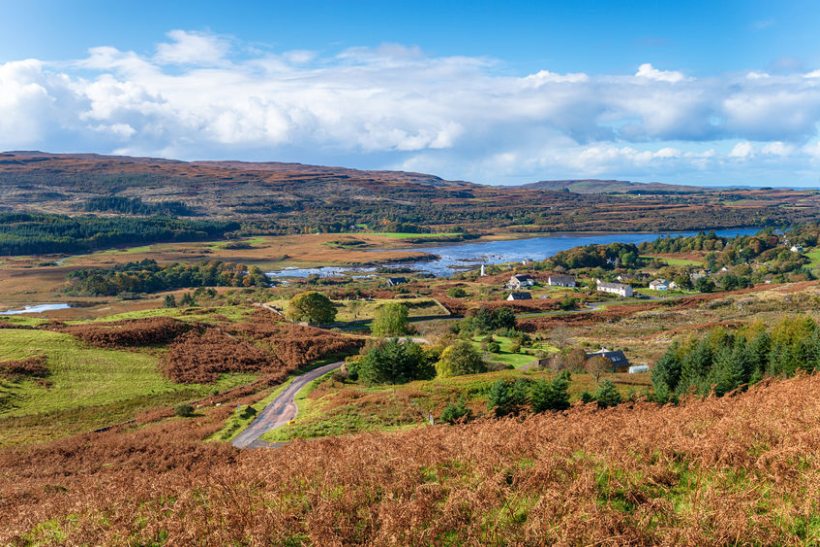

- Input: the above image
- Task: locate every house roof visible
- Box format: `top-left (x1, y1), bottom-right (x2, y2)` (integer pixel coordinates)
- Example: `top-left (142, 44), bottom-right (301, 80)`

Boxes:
top-left (548, 274), bottom-right (575, 281)
top-left (507, 291), bottom-right (532, 300)
top-left (586, 348), bottom-right (629, 364)
top-left (511, 274), bottom-right (533, 281)
top-left (596, 280), bottom-right (630, 290)
top-left (386, 277), bottom-right (408, 284)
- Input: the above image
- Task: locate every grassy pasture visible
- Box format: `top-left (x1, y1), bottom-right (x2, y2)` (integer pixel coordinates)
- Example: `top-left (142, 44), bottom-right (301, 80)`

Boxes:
top-left (261, 368), bottom-right (649, 443)
top-left (0, 328), bottom-right (255, 446)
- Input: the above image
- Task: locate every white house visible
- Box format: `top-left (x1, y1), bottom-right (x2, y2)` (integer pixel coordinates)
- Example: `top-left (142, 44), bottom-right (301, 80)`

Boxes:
top-left (596, 280), bottom-right (633, 297)
top-left (548, 274), bottom-right (576, 288)
top-left (649, 278), bottom-right (670, 291)
top-left (790, 245), bottom-right (804, 253)
top-left (507, 274), bottom-right (535, 290)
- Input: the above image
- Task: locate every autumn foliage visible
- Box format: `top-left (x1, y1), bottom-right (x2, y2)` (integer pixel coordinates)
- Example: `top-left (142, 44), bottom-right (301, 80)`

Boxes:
top-left (0, 375), bottom-right (817, 545)
top-left (160, 312), bottom-right (364, 383)
top-left (160, 329), bottom-right (273, 383)
top-left (62, 317), bottom-right (194, 347)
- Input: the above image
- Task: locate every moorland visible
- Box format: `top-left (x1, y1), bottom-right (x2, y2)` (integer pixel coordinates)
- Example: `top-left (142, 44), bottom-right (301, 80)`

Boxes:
top-left (0, 153), bottom-right (818, 545)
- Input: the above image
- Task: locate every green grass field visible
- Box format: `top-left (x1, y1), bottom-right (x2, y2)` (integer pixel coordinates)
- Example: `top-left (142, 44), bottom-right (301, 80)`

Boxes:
top-left (642, 254), bottom-right (705, 267)
top-left (77, 304), bottom-right (254, 324)
top-left (472, 335), bottom-right (558, 368)
top-left (0, 328), bottom-right (255, 446)
top-left (261, 368), bottom-right (650, 443)
top-left (807, 247), bottom-right (820, 271)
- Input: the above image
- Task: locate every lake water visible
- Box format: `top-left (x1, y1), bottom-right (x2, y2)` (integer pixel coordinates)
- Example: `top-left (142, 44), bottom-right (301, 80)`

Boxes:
top-left (267, 227), bottom-right (760, 278)
top-left (0, 303), bottom-right (71, 315)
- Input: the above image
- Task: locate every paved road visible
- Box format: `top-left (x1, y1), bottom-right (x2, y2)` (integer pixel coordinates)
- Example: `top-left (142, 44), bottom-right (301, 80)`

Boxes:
top-left (232, 360), bottom-right (343, 449)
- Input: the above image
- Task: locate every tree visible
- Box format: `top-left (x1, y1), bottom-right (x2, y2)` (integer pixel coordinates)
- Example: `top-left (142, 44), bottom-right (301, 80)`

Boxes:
top-left (584, 355), bottom-right (611, 382)
top-left (371, 302), bottom-right (410, 337)
top-left (436, 340), bottom-right (487, 377)
top-left (356, 339), bottom-right (434, 385)
top-left (651, 344), bottom-right (682, 402)
top-left (487, 379), bottom-right (528, 416)
top-left (595, 380), bottom-right (622, 408)
top-left (708, 346), bottom-right (744, 396)
top-left (530, 372), bottom-right (571, 412)
top-left (286, 291), bottom-right (337, 324)
top-left (163, 294), bottom-right (177, 308)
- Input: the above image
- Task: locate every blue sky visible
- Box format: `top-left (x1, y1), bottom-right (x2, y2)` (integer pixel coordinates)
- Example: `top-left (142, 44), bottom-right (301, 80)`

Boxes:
top-left (1, 0), bottom-right (820, 186)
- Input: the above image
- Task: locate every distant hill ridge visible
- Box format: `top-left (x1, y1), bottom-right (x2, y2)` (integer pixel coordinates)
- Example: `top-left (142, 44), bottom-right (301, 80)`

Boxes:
top-left (1, 151), bottom-right (816, 233)
top-left (519, 179), bottom-right (706, 194)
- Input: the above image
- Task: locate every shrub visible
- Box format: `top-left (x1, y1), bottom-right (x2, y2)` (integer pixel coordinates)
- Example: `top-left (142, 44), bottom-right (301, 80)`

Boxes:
top-left (174, 403), bottom-right (195, 417)
top-left (440, 399), bottom-right (472, 424)
top-left (531, 372), bottom-right (571, 412)
top-left (436, 340), bottom-right (487, 377)
top-left (595, 380), bottom-right (622, 408)
top-left (447, 287), bottom-right (468, 298)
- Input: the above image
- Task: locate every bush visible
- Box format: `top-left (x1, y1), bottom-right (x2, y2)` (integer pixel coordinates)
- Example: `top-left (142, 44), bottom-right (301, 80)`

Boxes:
top-left (487, 379), bottom-right (529, 416)
top-left (174, 404), bottom-right (195, 417)
top-left (447, 287), bottom-right (468, 298)
top-left (595, 380), bottom-right (622, 408)
top-left (436, 340), bottom-right (487, 377)
top-left (440, 399), bottom-right (472, 424)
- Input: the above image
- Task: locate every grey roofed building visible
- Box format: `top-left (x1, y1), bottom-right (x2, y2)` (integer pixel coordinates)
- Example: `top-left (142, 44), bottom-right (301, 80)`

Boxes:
top-left (506, 291), bottom-right (533, 301)
top-left (547, 274), bottom-right (576, 287)
top-left (385, 277), bottom-right (408, 286)
top-left (585, 347), bottom-right (630, 372)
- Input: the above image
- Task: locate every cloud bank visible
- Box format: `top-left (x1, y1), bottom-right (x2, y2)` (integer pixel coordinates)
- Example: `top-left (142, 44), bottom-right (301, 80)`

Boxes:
top-left (2, 29), bottom-right (820, 185)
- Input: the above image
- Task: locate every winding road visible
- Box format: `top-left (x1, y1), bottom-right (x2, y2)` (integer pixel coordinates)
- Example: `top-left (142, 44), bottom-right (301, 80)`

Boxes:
top-left (232, 360), bottom-right (343, 449)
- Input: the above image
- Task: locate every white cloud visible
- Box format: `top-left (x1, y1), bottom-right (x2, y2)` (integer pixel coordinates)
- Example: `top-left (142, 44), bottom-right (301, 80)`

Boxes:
top-left (155, 30), bottom-right (230, 65)
top-left (730, 141), bottom-right (754, 159)
top-left (634, 63), bottom-right (686, 83)
top-left (1, 33), bottom-right (820, 185)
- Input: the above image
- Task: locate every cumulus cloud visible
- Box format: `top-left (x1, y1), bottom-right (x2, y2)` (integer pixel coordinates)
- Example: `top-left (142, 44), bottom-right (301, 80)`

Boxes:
top-left (1, 31), bottom-right (820, 185)
top-left (155, 30), bottom-right (230, 65)
top-left (634, 63), bottom-right (687, 83)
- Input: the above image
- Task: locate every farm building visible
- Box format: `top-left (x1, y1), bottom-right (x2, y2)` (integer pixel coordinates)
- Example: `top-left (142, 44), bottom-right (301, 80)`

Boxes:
top-left (548, 274), bottom-right (576, 288)
top-left (385, 277), bottom-right (408, 287)
top-left (628, 365), bottom-right (650, 374)
top-left (649, 279), bottom-right (670, 291)
top-left (596, 280), bottom-right (633, 297)
top-left (506, 291), bottom-right (532, 301)
top-left (586, 347), bottom-right (630, 372)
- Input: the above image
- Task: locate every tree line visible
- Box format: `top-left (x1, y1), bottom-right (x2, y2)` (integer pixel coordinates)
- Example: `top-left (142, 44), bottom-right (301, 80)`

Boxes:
top-left (0, 213), bottom-right (238, 255)
top-left (652, 315), bottom-right (819, 402)
top-left (67, 259), bottom-right (269, 296)
top-left (84, 196), bottom-right (195, 216)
